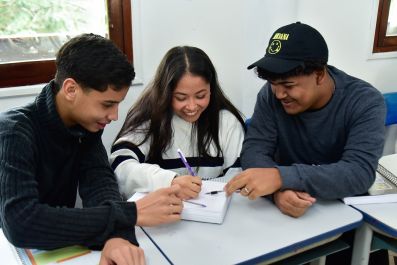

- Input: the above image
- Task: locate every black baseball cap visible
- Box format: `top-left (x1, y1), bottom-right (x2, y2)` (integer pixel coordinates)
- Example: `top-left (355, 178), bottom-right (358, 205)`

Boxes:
top-left (247, 22), bottom-right (328, 73)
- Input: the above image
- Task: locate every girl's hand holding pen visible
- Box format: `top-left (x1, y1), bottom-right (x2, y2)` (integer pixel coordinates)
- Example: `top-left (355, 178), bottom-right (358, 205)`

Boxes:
top-left (172, 175), bottom-right (202, 200)
top-left (175, 149), bottom-right (202, 199)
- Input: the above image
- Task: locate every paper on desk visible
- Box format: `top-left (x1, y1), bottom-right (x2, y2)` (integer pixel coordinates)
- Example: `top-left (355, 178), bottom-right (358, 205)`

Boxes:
top-left (129, 181), bottom-right (232, 224)
top-left (343, 193), bottom-right (397, 205)
top-left (343, 172), bottom-right (397, 205)
top-left (203, 167), bottom-right (242, 182)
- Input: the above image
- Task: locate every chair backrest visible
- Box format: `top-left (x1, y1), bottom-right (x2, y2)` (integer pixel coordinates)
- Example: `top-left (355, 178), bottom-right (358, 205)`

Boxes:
top-left (384, 92), bottom-right (397, 126)
top-left (383, 92), bottom-right (397, 155)
top-left (245, 118), bottom-right (251, 128)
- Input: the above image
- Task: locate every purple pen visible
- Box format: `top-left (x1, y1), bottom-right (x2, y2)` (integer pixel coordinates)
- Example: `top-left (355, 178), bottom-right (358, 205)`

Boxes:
top-left (177, 148), bottom-right (196, 176)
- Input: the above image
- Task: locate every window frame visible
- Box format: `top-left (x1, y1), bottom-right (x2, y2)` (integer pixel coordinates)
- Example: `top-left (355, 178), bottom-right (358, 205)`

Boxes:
top-left (0, 0), bottom-right (132, 88)
top-left (373, 0), bottom-right (397, 53)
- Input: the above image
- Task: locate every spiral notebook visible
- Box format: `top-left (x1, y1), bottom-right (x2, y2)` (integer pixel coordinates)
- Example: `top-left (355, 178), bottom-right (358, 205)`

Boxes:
top-left (343, 154), bottom-right (397, 205)
top-left (129, 180), bottom-right (233, 224)
top-left (376, 154), bottom-right (397, 187)
top-left (205, 167), bottom-right (242, 183)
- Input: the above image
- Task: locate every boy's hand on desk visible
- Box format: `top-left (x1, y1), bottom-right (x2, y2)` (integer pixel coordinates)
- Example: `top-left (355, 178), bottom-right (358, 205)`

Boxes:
top-left (273, 190), bottom-right (316, 218)
top-left (171, 175), bottom-right (202, 199)
top-left (225, 168), bottom-right (282, 200)
top-left (100, 237), bottom-right (145, 265)
top-left (136, 185), bottom-right (183, 226)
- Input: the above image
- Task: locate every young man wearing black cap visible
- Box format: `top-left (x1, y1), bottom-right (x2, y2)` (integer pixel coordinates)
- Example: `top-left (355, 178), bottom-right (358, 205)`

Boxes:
top-left (0, 34), bottom-right (183, 265)
top-left (226, 21), bottom-right (385, 212)
top-left (225, 21), bottom-right (387, 264)
top-left (224, 21), bottom-right (387, 264)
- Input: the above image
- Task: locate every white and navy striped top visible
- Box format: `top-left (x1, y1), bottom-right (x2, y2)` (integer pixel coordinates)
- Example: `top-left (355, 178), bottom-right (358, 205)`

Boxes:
top-left (110, 110), bottom-right (244, 198)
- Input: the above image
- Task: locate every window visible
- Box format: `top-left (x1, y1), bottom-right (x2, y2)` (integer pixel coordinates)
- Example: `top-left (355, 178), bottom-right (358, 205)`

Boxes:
top-left (0, 0), bottom-right (132, 88)
top-left (373, 0), bottom-right (397, 53)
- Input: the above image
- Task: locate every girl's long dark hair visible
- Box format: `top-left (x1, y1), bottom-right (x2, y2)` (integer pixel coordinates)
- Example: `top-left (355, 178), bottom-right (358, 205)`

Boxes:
top-left (114, 46), bottom-right (245, 162)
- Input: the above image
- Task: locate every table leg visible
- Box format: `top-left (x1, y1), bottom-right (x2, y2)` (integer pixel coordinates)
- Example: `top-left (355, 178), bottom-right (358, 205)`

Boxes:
top-left (351, 223), bottom-right (373, 265)
top-left (310, 256), bottom-right (326, 265)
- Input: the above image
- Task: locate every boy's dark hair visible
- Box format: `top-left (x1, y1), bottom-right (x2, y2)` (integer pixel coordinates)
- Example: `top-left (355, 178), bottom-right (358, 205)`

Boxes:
top-left (256, 59), bottom-right (327, 81)
top-left (54, 33), bottom-right (135, 92)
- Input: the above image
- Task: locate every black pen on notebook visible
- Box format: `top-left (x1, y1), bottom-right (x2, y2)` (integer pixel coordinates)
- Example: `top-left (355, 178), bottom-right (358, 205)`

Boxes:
top-left (206, 189), bottom-right (241, 195)
top-left (205, 190), bottom-right (225, 195)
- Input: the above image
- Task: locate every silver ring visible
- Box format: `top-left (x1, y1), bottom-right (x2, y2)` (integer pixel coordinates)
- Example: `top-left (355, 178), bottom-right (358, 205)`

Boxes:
top-left (243, 187), bottom-right (250, 193)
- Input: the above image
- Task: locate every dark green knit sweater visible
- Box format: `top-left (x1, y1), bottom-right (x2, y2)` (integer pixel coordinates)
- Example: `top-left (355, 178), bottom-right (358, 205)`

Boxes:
top-left (0, 81), bottom-right (138, 250)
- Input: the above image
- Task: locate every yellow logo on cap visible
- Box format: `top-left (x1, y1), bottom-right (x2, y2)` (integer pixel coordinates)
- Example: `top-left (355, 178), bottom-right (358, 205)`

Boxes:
top-left (268, 33), bottom-right (289, 54)
top-left (273, 33), bottom-right (289, 40)
top-left (268, 40), bottom-right (281, 54)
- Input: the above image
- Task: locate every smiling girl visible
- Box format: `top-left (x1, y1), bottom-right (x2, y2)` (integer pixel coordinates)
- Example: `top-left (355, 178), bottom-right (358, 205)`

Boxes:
top-left (110, 46), bottom-right (245, 199)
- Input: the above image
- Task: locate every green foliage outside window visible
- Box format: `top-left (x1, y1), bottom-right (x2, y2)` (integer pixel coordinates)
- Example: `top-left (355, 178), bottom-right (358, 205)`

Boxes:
top-left (0, 0), bottom-right (90, 35)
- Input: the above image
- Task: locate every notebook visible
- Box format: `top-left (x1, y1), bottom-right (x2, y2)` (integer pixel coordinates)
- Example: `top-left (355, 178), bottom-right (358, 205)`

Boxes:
top-left (129, 180), bottom-right (233, 224)
top-left (375, 153), bottom-right (397, 188)
top-left (343, 154), bottom-right (397, 205)
top-left (206, 167), bottom-right (242, 183)
top-left (0, 230), bottom-right (100, 265)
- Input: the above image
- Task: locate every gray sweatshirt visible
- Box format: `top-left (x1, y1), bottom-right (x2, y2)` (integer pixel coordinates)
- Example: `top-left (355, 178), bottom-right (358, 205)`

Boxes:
top-left (241, 66), bottom-right (386, 199)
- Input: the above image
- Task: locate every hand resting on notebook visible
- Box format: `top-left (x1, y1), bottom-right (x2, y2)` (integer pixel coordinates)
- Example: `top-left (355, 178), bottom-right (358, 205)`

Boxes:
top-left (136, 185), bottom-right (183, 226)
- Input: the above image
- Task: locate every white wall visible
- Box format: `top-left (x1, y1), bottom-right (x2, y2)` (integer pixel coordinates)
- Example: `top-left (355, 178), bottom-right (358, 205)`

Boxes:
top-left (296, 0), bottom-right (397, 92)
top-left (1, 0), bottom-right (396, 153)
top-left (133, 0), bottom-right (297, 118)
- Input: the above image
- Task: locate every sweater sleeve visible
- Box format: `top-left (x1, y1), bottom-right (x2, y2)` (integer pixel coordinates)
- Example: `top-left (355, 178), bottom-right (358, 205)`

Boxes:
top-left (219, 110), bottom-right (245, 170)
top-left (110, 136), bottom-right (176, 199)
top-left (0, 123), bottom-right (138, 250)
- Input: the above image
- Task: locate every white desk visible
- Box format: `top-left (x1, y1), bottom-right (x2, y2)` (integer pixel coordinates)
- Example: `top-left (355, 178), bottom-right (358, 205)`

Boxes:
top-left (142, 195), bottom-right (362, 265)
top-left (0, 227), bottom-right (169, 265)
top-left (351, 203), bottom-right (397, 265)
top-left (137, 227), bottom-right (171, 265)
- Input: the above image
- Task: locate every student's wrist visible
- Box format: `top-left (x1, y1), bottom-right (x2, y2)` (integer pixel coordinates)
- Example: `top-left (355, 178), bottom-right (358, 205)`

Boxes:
top-left (171, 174), bottom-right (179, 186)
top-left (271, 167), bottom-right (283, 191)
top-left (135, 201), bottom-right (146, 226)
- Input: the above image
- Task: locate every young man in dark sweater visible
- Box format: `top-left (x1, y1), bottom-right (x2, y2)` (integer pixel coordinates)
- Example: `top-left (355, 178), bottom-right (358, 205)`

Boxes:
top-left (225, 22), bottom-right (387, 264)
top-left (226, 21), bottom-right (385, 215)
top-left (0, 34), bottom-right (183, 265)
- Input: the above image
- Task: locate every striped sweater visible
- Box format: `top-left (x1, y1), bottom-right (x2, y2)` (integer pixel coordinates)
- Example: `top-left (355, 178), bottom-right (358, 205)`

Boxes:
top-left (0, 81), bottom-right (138, 250)
top-left (110, 110), bottom-right (244, 199)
